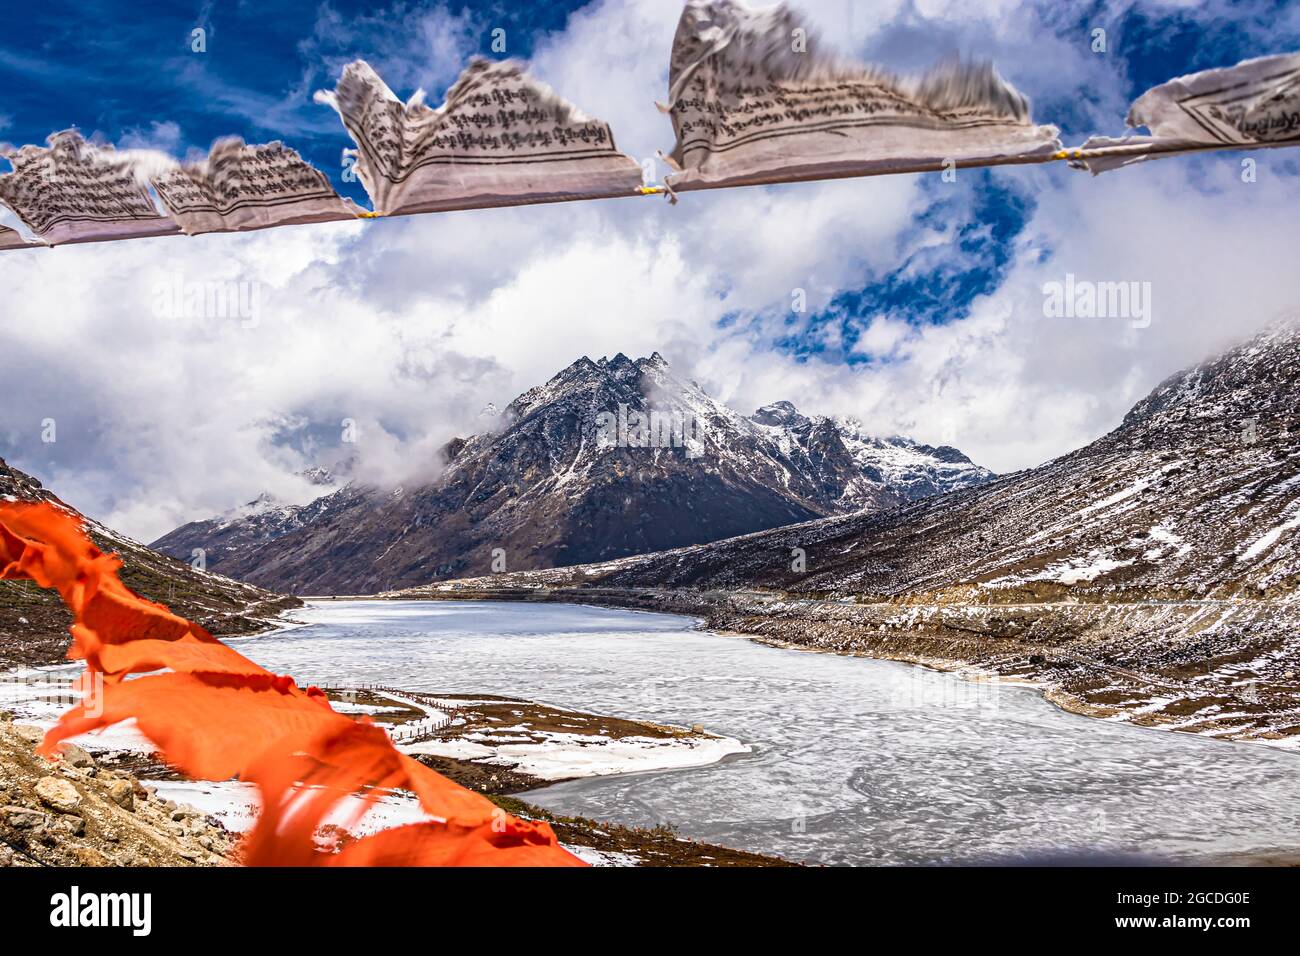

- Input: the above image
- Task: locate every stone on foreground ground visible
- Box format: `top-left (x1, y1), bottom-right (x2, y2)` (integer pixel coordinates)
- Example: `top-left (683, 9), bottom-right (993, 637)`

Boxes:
top-left (0, 711), bottom-right (234, 867)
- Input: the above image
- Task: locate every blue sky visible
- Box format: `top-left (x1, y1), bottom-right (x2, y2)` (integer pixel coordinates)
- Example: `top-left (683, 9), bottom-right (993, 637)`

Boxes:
top-left (2, 0), bottom-right (1299, 539)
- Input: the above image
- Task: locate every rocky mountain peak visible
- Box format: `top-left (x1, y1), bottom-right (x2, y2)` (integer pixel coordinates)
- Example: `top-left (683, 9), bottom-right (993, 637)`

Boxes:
top-left (637, 351), bottom-right (670, 372)
top-left (599, 352), bottom-right (637, 373)
top-left (297, 466), bottom-right (336, 487)
top-left (751, 400), bottom-right (807, 428)
top-left (548, 356), bottom-right (603, 386)
top-left (0, 456), bottom-right (45, 497)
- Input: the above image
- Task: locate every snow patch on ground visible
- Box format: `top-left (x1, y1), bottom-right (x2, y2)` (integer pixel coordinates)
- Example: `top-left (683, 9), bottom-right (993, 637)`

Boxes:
top-left (567, 845), bottom-right (640, 866)
top-left (1076, 467), bottom-right (1167, 514)
top-left (1031, 554), bottom-right (1135, 585)
top-left (146, 779), bottom-right (438, 836)
top-left (1238, 509), bottom-right (1300, 563)
top-left (0, 668), bottom-right (163, 751)
top-left (402, 731), bottom-right (750, 781)
top-left (329, 701), bottom-right (407, 716)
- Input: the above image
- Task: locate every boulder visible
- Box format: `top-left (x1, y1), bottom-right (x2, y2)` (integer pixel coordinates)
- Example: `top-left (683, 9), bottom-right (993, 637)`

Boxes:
top-left (12, 724), bottom-right (43, 745)
top-left (34, 776), bottom-right (81, 813)
top-left (107, 779), bottom-right (135, 811)
top-left (70, 846), bottom-right (110, 867)
top-left (53, 814), bottom-right (85, 837)
top-left (2, 805), bottom-right (45, 829)
top-left (58, 742), bottom-right (95, 769)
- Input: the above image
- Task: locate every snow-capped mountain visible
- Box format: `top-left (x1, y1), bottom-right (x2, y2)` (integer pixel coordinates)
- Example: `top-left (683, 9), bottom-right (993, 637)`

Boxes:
top-left (0, 457), bottom-right (298, 667)
top-left (747, 399), bottom-right (992, 511)
top-left (152, 352), bottom-right (992, 594)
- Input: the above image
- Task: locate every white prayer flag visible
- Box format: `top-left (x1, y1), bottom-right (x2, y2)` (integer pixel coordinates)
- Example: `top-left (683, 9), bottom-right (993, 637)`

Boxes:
top-left (0, 130), bottom-right (179, 245)
top-left (152, 138), bottom-right (364, 236)
top-left (315, 58), bottom-right (644, 216)
top-left (1076, 52), bottom-right (1300, 174)
top-left (662, 0), bottom-right (1061, 191)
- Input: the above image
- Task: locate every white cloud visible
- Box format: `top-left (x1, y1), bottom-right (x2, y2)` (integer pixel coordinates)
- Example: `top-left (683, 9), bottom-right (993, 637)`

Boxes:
top-left (300, 1), bottom-right (479, 97)
top-left (118, 120), bottom-right (183, 153)
top-left (1, 0), bottom-right (1298, 542)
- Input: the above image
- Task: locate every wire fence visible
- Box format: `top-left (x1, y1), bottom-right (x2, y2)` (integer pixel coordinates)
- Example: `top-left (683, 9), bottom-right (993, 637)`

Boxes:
top-left (342, 684), bottom-right (459, 742)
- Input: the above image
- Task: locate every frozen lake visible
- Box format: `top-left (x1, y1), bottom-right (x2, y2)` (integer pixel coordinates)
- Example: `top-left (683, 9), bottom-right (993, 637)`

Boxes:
top-left (237, 599), bottom-right (1300, 866)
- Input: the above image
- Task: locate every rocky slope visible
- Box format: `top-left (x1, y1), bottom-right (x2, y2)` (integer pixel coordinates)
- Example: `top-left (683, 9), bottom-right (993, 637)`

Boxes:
top-left (0, 713), bottom-right (235, 867)
top-left (0, 458), bottom-right (300, 668)
top-left (396, 322), bottom-right (1300, 745)
top-left (154, 352), bottom-right (991, 594)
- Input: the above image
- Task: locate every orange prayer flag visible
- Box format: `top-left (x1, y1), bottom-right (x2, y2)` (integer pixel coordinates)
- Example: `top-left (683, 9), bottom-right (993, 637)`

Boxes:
top-left (0, 501), bottom-right (582, 867)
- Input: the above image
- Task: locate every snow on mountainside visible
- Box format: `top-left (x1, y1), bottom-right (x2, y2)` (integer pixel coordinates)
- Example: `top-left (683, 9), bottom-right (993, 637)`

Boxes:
top-left (748, 399), bottom-right (991, 510)
top-left (152, 352), bottom-right (992, 594)
top-left (0, 457), bottom-right (300, 667)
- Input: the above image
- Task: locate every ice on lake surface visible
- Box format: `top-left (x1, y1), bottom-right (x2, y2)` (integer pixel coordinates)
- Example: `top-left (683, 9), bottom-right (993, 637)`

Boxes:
top-left (239, 600), bottom-right (1300, 866)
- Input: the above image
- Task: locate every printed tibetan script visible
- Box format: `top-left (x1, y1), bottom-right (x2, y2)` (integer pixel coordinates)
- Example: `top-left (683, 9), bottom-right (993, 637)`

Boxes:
top-left (663, 0), bottom-right (1061, 189)
top-left (0, 130), bottom-right (178, 245)
top-left (316, 58), bottom-right (643, 216)
top-left (153, 138), bottom-right (362, 235)
top-left (1079, 52), bottom-right (1300, 173)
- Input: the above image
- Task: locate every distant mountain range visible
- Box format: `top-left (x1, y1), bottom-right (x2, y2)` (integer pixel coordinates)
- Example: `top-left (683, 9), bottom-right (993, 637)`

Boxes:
top-left (530, 324), bottom-right (1300, 601)
top-left (152, 352), bottom-right (993, 594)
